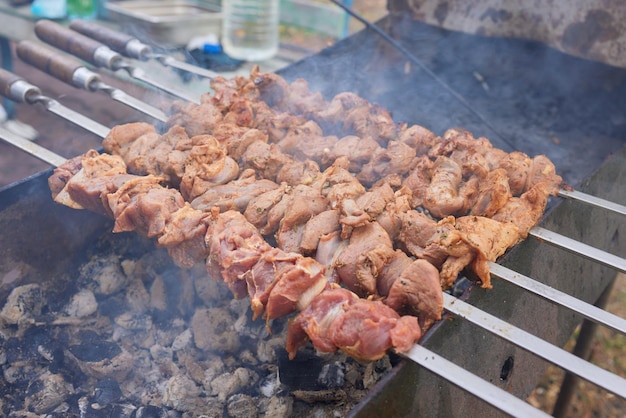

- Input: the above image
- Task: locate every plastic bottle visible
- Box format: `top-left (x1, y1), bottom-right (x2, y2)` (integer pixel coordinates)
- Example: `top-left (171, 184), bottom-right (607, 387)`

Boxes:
top-left (31, 0), bottom-right (66, 19)
top-left (67, 0), bottom-right (97, 20)
top-left (221, 0), bottom-right (279, 62)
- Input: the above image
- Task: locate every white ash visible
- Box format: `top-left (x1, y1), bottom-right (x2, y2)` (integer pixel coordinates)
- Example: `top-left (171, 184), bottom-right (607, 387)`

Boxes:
top-left (63, 288), bottom-right (97, 318)
top-left (24, 370), bottom-right (73, 414)
top-left (79, 254), bottom-right (129, 296)
top-left (259, 371), bottom-right (280, 397)
top-left (208, 367), bottom-right (257, 402)
top-left (226, 393), bottom-right (259, 418)
top-left (0, 283), bottom-right (43, 324)
top-left (0, 237), bottom-right (395, 417)
top-left (162, 373), bottom-right (202, 412)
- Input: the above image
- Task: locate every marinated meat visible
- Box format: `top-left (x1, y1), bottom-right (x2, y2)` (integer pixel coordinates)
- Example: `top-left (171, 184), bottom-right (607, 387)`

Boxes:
top-left (470, 168), bottom-right (512, 217)
top-left (334, 222), bottom-right (396, 297)
top-left (299, 209), bottom-right (341, 254)
top-left (454, 216), bottom-right (522, 288)
top-left (47, 67), bottom-right (566, 364)
top-left (286, 288), bottom-right (421, 361)
top-left (157, 203), bottom-right (211, 269)
top-left (382, 256), bottom-right (443, 329)
top-left (165, 99), bottom-right (223, 137)
top-left (423, 156), bottom-right (465, 218)
top-left (190, 170), bottom-right (279, 214)
top-left (107, 175), bottom-right (184, 238)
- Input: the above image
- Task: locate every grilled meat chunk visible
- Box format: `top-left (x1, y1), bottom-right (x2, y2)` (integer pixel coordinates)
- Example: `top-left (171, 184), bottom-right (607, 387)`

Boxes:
top-left (286, 288), bottom-right (421, 361)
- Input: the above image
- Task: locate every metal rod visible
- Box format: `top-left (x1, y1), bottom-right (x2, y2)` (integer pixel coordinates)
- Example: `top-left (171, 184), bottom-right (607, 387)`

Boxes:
top-left (551, 276), bottom-right (617, 418)
top-left (529, 226), bottom-right (626, 274)
top-left (558, 189), bottom-right (626, 216)
top-left (489, 262), bottom-right (626, 335)
top-left (442, 293), bottom-right (626, 399)
top-left (93, 81), bottom-right (168, 122)
top-left (29, 95), bottom-right (111, 138)
top-left (118, 63), bottom-right (202, 105)
top-left (152, 55), bottom-right (219, 80)
top-left (403, 344), bottom-right (551, 417)
top-left (0, 126), bottom-right (66, 167)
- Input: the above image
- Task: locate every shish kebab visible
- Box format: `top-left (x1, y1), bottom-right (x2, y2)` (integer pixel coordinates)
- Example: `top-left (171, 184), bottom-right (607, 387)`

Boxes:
top-left (28, 19), bottom-right (626, 219)
top-left (0, 132), bottom-right (548, 418)
top-left (0, 116), bottom-right (624, 414)
top-left (1, 69), bottom-right (624, 404)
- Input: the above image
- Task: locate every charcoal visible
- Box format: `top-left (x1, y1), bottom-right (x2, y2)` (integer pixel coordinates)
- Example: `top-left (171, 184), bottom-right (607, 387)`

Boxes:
top-left (69, 340), bottom-right (122, 362)
top-left (24, 371), bottom-right (73, 414)
top-left (1, 236), bottom-right (394, 416)
top-left (92, 378), bottom-right (123, 406)
top-left (0, 284), bottom-right (44, 324)
top-left (263, 395), bottom-right (293, 417)
top-left (162, 374), bottom-right (202, 412)
top-left (317, 361), bottom-right (345, 389)
top-left (191, 307), bottom-right (241, 353)
top-left (63, 288), bottom-right (98, 318)
top-left (277, 348), bottom-right (324, 391)
top-left (226, 393), bottom-right (258, 418)
top-left (132, 405), bottom-right (171, 418)
top-left (79, 255), bottom-right (129, 296)
top-left (208, 368), bottom-right (256, 402)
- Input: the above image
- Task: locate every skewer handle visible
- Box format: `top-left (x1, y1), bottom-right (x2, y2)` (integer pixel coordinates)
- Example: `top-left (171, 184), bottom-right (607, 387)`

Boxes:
top-left (69, 20), bottom-right (152, 60)
top-left (16, 41), bottom-right (98, 90)
top-left (0, 68), bottom-right (41, 102)
top-left (34, 20), bottom-right (122, 70)
top-left (0, 68), bottom-right (25, 98)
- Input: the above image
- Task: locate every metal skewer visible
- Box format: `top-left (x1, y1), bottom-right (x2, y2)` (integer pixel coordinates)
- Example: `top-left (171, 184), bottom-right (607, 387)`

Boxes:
top-left (34, 20), bottom-right (201, 104)
top-left (558, 188), bottom-right (626, 216)
top-left (0, 68), bottom-right (110, 138)
top-left (0, 126), bottom-right (66, 167)
top-left (441, 292), bottom-right (626, 400)
top-left (16, 41), bottom-right (168, 123)
top-left (402, 344), bottom-right (551, 417)
top-left (68, 19), bottom-right (219, 80)
top-left (529, 226), bottom-right (626, 274)
top-left (489, 262), bottom-right (626, 335)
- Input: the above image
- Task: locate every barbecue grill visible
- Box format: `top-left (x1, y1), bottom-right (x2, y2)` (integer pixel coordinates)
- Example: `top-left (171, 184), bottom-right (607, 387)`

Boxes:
top-left (0, 7), bottom-right (625, 417)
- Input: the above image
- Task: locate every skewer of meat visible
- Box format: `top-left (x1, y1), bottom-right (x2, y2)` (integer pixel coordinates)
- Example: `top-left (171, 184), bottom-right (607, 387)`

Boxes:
top-left (100, 116), bottom-right (558, 291)
top-left (49, 150), bottom-right (425, 361)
